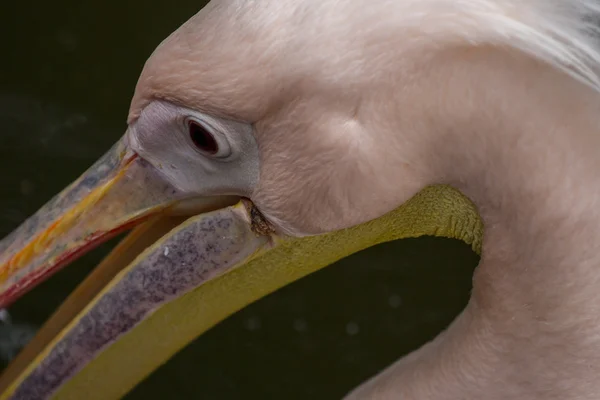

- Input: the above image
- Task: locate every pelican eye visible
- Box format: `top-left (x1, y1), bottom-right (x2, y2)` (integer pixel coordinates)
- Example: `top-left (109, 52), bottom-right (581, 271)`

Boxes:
top-left (188, 120), bottom-right (218, 155)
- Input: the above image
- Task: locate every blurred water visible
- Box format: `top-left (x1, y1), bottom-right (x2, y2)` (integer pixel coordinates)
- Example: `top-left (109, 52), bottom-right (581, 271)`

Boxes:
top-left (0, 1), bottom-right (479, 398)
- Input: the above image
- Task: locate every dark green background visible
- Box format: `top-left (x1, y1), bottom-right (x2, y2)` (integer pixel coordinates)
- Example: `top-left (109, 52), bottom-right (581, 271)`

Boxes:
top-left (0, 2), bottom-right (478, 398)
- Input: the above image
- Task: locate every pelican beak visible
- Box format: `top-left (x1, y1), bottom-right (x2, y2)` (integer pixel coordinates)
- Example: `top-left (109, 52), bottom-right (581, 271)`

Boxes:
top-left (0, 133), bottom-right (483, 400)
top-left (0, 134), bottom-right (240, 308)
top-left (0, 133), bottom-right (273, 399)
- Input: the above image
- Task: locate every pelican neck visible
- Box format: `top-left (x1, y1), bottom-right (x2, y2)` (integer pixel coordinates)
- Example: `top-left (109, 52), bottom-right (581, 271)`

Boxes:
top-left (349, 48), bottom-right (600, 399)
top-left (437, 49), bottom-right (600, 398)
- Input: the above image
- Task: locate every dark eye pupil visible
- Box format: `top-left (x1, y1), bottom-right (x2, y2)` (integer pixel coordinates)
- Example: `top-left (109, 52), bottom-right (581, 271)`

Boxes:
top-left (189, 121), bottom-right (218, 154)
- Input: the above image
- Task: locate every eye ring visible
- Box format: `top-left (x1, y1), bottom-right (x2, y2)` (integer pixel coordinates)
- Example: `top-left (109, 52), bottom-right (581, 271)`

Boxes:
top-left (188, 120), bottom-right (219, 155)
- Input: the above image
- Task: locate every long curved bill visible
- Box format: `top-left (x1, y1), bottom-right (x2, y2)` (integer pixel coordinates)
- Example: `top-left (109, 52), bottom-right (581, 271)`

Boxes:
top-left (0, 134), bottom-right (266, 399)
top-left (0, 133), bottom-right (484, 400)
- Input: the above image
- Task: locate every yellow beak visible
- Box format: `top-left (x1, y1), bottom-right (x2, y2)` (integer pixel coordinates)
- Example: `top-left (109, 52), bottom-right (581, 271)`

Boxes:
top-left (0, 134), bottom-right (483, 399)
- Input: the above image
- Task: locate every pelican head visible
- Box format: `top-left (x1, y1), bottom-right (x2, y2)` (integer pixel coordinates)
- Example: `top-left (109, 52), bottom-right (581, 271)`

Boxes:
top-left (2, 0), bottom-right (600, 399)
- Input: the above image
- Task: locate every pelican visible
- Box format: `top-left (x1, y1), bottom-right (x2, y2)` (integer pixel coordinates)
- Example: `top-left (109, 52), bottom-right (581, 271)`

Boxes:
top-left (1, 0), bottom-right (600, 398)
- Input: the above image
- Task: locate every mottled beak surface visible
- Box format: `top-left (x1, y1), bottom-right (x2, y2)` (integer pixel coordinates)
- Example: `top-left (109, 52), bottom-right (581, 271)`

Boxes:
top-left (0, 134), bottom-right (268, 399)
